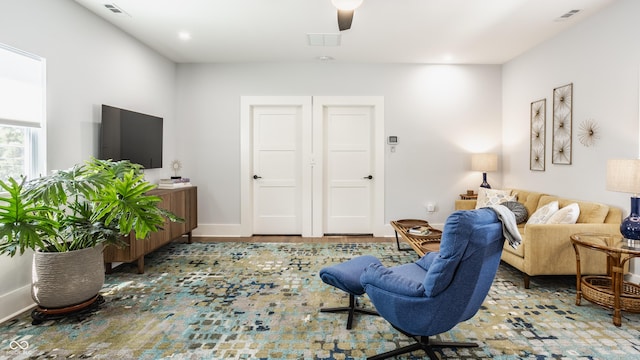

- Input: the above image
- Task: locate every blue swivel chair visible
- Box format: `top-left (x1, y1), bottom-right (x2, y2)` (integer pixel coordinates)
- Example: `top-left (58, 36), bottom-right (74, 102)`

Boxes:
top-left (319, 255), bottom-right (381, 329)
top-left (360, 209), bottom-right (506, 359)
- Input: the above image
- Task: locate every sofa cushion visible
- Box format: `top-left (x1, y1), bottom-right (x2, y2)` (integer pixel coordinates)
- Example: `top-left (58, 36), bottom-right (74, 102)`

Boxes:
top-left (540, 196), bottom-right (610, 224)
top-left (527, 200), bottom-right (559, 224)
top-left (508, 189), bottom-right (546, 218)
top-left (573, 201), bottom-right (609, 224)
top-left (475, 188), bottom-right (516, 209)
top-left (502, 201), bottom-right (528, 224)
top-left (546, 203), bottom-right (580, 224)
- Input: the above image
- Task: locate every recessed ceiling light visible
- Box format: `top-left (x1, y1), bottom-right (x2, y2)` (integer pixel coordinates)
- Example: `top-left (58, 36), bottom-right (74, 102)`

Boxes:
top-left (178, 31), bottom-right (191, 41)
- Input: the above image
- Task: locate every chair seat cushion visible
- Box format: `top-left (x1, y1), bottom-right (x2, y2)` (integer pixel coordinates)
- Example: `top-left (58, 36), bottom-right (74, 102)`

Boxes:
top-left (320, 255), bottom-right (382, 295)
top-left (361, 263), bottom-right (426, 297)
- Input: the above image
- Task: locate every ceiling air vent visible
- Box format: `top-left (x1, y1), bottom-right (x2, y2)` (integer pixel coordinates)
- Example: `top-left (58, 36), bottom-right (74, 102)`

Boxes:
top-left (104, 3), bottom-right (127, 15)
top-left (556, 9), bottom-right (581, 21)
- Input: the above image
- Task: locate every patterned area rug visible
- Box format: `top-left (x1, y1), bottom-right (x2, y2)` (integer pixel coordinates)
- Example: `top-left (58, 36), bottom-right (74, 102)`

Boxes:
top-left (1, 241), bottom-right (640, 359)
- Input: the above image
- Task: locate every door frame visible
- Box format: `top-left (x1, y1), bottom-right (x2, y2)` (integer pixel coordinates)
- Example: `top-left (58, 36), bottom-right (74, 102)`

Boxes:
top-left (241, 96), bottom-right (312, 237)
top-left (240, 96), bottom-right (384, 237)
top-left (312, 96), bottom-right (385, 237)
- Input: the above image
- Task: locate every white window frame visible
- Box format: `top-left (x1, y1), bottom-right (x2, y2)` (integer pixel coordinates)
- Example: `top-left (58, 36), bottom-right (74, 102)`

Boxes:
top-left (0, 43), bottom-right (46, 180)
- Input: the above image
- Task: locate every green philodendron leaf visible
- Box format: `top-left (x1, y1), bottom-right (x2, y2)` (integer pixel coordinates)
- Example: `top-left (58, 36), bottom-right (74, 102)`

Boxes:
top-left (0, 177), bottom-right (59, 256)
top-left (1, 158), bottom-right (181, 254)
top-left (91, 169), bottom-right (168, 240)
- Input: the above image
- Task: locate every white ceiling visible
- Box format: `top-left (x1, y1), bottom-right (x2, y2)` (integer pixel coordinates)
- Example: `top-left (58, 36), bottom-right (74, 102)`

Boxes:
top-left (73, 0), bottom-right (616, 64)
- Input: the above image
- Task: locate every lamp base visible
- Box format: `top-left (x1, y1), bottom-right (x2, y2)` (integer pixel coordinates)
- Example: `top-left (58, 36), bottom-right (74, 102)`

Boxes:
top-left (621, 197), bottom-right (640, 240)
top-left (479, 172), bottom-right (491, 189)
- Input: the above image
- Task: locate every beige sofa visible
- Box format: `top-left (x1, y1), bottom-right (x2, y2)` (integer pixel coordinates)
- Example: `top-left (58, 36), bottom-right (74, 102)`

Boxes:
top-left (455, 189), bottom-right (622, 288)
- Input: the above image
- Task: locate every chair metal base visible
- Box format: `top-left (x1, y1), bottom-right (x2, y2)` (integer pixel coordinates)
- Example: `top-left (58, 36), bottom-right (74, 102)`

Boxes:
top-left (320, 293), bottom-right (378, 330)
top-left (368, 334), bottom-right (478, 360)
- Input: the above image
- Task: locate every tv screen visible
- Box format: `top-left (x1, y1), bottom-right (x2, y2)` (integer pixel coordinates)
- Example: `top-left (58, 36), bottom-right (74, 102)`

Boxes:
top-left (100, 105), bottom-right (163, 169)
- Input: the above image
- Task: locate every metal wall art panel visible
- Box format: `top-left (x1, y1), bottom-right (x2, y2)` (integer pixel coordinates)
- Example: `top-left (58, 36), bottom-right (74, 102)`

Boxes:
top-left (552, 83), bottom-right (573, 165)
top-left (530, 98), bottom-right (546, 171)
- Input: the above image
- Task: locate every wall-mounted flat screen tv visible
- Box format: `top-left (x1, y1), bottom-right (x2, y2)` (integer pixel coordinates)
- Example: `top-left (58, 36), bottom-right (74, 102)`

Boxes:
top-left (99, 105), bottom-right (163, 169)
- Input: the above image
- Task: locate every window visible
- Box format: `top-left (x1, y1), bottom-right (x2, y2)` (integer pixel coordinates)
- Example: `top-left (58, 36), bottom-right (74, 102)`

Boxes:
top-left (0, 43), bottom-right (46, 181)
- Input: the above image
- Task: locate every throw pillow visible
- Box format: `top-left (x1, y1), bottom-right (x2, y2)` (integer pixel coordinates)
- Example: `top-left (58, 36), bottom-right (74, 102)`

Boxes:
top-left (475, 188), bottom-right (514, 209)
top-left (546, 203), bottom-right (580, 224)
top-left (527, 201), bottom-right (559, 224)
top-left (501, 201), bottom-right (529, 224)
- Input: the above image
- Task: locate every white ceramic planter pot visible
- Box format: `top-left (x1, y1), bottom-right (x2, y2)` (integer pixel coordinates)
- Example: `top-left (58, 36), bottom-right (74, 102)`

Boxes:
top-left (31, 244), bottom-right (105, 309)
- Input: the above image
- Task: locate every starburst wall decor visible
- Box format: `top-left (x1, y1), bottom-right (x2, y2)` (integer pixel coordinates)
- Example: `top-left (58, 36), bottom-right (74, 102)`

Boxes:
top-left (530, 99), bottom-right (546, 171)
top-left (577, 119), bottom-right (600, 147)
top-left (552, 83), bottom-right (573, 164)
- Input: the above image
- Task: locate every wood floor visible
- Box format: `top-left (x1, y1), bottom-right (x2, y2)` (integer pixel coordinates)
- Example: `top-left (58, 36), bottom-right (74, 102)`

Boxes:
top-left (191, 235), bottom-right (392, 244)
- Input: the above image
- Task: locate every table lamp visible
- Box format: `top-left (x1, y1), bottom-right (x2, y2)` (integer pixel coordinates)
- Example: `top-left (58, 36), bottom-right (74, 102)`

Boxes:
top-left (471, 153), bottom-right (498, 189)
top-left (606, 159), bottom-right (640, 240)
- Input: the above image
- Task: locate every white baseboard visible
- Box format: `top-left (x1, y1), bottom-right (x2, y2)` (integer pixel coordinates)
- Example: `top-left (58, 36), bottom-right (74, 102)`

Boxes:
top-left (192, 224), bottom-right (242, 237)
top-left (191, 222), bottom-right (445, 238)
top-left (0, 284), bottom-right (35, 325)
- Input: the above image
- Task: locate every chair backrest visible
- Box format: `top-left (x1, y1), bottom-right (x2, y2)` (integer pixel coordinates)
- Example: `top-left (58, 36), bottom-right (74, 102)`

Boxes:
top-left (362, 208), bottom-right (505, 336)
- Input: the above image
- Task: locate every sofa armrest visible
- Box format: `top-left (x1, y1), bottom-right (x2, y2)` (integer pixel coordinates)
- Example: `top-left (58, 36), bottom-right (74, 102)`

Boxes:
top-left (455, 200), bottom-right (476, 210)
top-left (522, 223), bottom-right (621, 275)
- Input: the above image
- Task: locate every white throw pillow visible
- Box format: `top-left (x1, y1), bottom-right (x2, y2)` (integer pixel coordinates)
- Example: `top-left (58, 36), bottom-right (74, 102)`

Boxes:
top-left (475, 188), bottom-right (515, 209)
top-left (527, 201), bottom-right (559, 224)
top-left (546, 203), bottom-right (580, 224)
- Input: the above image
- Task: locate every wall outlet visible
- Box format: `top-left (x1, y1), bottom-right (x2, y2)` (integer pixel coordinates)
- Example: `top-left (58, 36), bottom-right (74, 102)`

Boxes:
top-left (426, 202), bottom-right (436, 212)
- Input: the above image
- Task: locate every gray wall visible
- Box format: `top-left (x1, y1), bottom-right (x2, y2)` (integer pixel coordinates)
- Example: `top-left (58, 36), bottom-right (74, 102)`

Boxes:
top-left (176, 63), bottom-right (503, 230)
top-left (0, 0), bottom-right (176, 322)
top-left (503, 0), bottom-right (638, 215)
top-left (1, 0), bottom-right (639, 322)
top-left (502, 0), bottom-right (640, 280)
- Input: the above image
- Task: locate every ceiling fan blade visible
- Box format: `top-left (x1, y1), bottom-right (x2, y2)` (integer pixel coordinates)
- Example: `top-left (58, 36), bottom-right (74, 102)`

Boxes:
top-left (337, 9), bottom-right (354, 31)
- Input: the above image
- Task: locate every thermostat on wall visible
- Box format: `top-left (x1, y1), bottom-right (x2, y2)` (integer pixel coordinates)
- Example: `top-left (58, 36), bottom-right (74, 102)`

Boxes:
top-left (387, 136), bottom-right (398, 144)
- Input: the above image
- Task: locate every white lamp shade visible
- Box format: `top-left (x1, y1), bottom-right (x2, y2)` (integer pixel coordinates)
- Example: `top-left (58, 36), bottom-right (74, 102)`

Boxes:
top-left (331, 0), bottom-right (364, 11)
top-left (607, 159), bottom-right (640, 194)
top-left (471, 153), bottom-right (498, 172)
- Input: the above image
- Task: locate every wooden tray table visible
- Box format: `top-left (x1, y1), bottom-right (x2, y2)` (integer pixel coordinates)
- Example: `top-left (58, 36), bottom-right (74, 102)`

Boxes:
top-left (391, 219), bottom-right (442, 257)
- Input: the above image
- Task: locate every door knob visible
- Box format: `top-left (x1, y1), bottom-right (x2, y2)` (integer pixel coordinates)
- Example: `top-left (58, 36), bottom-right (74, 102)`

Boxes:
top-left (363, 175), bottom-right (373, 180)
top-left (253, 175), bottom-right (262, 179)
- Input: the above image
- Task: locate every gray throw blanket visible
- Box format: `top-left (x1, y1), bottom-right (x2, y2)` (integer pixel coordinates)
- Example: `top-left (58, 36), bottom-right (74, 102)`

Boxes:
top-left (488, 205), bottom-right (522, 249)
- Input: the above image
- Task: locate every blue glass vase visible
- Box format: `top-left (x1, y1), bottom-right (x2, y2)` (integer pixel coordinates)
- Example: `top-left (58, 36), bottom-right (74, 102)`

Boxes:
top-left (480, 172), bottom-right (491, 189)
top-left (621, 197), bottom-right (640, 240)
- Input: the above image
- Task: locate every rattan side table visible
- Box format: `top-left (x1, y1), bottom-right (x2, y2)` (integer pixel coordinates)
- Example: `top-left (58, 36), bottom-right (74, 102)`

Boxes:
top-left (570, 233), bottom-right (640, 327)
top-left (390, 219), bottom-right (442, 257)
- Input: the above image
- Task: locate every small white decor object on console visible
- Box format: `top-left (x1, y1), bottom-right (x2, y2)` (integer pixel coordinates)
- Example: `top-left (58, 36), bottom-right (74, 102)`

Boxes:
top-left (171, 159), bottom-right (182, 178)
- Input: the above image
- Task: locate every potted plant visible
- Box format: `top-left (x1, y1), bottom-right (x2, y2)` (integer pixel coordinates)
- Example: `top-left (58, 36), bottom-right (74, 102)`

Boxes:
top-left (0, 157), bottom-right (180, 310)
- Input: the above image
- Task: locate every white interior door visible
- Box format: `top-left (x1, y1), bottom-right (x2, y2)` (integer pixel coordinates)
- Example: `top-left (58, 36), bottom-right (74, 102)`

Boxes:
top-left (252, 106), bottom-right (302, 234)
top-left (324, 106), bottom-right (374, 234)
top-left (241, 96), bottom-right (383, 238)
